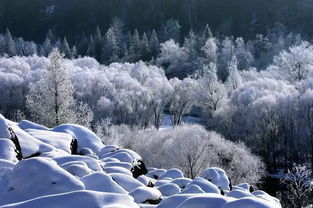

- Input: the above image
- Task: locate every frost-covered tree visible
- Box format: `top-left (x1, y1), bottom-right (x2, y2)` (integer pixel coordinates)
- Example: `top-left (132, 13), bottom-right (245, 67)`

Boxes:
top-left (169, 77), bottom-right (196, 125)
top-left (235, 37), bottom-right (254, 70)
top-left (41, 37), bottom-right (53, 56)
top-left (102, 28), bottom-right (119, 63)
top-left (219, 37), bottom-right (235, 80)
top-left (119, 124), bottom-right (264, 183)
top-left (5, 29), bottom-right (16, 57)
top-left (226, 56), bottom-right (242, 91)
top-left (157, 39), bottom-right (189, 77)
top-left (201, 37), bottom-right (218, 65)
top-left (196, 63), bottom-right (227, 120)
top-left (201, 24), bottom-right (213, 42)
top-left (282, 165), bottom-right (313, 208)
top-left (73, 101), bottom-right (94, 128)
top-left (272, 41), bottom-right (313, 83)
top-left (26, 49), bottom-right (76, 127)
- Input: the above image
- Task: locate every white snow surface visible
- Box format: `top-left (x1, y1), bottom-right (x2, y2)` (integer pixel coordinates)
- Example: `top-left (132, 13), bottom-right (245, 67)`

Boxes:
top-left (52, 124), bottom-right (104, 154)
top-left (0, 116), bottom-right (282, 208)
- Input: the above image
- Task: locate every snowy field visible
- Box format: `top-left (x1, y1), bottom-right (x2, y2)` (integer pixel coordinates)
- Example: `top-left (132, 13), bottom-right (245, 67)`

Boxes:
top-left (0, 114), bottom-right (281, 208)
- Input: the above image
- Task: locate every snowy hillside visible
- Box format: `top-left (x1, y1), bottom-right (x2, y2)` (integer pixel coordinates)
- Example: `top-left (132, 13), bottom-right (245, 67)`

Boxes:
top-left (0, 114), bottom-right (281, 208)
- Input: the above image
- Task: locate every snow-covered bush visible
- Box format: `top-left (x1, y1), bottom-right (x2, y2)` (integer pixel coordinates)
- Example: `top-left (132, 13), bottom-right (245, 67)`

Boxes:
top-left (102, 124), bottom-right (264, 184)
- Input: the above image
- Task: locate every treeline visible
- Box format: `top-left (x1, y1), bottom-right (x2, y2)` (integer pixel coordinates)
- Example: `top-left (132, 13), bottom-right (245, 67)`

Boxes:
top-left (0, 21), bottom-right (304, 79)
top-left (0, 0), bottom-right (312, 41)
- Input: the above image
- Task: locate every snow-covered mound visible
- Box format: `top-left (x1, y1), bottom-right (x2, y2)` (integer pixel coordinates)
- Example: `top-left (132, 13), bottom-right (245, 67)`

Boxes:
top-left (0, 114), bottom-right (282, 208)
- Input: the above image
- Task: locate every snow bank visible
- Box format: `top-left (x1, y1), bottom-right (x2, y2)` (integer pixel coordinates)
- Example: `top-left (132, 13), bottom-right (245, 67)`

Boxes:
top-left (0, 114), bottom-right (10, 138)
top-left (176, 194), bottom-right (232, 208)
top-left (25, 129), bottom-right (73, 153)
top-left (129, 187), bottom-right (162, 204)
top-left (1, 191), bottom-right (139, 208)
top-left (52, 124), bottom-right (104, 154)
top-left (200, 167), bottom-right (230, 190)
top-left (80, 172), bottom-right (127, 194)
top-left (110, 173), bottom-right (144, 192)
top-left (223, 197), bottom-right (279, 208)
top-left (157, 183), bottom-right (181, 196)
top-left (0, 115), bottom-right (282, 208)
top-left (19, 120), bottom-right (49, 131)
top-left (0, 157), bottom-right (84, 205)
top-left (7, 122), bottom-right (56, 157)
top-left (185, 177), bottom-right (220, 194)
top-left (0, 139), bottom-right (18, 162)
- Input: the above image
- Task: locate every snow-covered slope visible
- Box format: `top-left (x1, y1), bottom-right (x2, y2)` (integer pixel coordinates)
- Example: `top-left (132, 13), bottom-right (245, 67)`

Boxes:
top-left (0, 114), bottom-right (282, 208)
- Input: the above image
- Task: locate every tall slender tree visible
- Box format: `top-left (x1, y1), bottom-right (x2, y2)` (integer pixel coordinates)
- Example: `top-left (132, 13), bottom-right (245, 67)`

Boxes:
top-left (26, 49), bottom-right (76, 127)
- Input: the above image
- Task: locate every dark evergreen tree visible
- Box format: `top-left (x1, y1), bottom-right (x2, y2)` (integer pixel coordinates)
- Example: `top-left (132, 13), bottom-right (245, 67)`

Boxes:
top-left (150, 29), bottom-right (160, 58)
top-left (62, 37), bottom-right (72, 58)
top-left (129, 29), bottom-right (141, 62)
top-left (141, 33), bottom-right (151, 61)
top-left (162, 19), bottom-right (181, 42)
top-left (86, 36), bottom-right (96, 57)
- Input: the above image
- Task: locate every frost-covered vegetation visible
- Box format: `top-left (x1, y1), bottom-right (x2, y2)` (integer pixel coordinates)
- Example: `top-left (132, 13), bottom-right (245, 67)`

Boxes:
top-left (2, 40), bottom-right (313, 173)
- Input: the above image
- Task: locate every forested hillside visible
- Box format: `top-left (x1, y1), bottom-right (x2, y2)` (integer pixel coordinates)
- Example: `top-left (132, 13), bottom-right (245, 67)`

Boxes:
top-left (0, 0), bottom-right (312, 42)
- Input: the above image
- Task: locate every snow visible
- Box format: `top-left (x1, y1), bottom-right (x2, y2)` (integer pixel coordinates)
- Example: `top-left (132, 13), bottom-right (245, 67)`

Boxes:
top-left (110, 173), bottom-right (144, 192)
top-left (100, 149), bottom-right (142, 162)
top-left (0, 116), bottom-right (282, 208)
top-left (154, 179), bottom-right (172, 187)
top-left (157, 194), bottom-right (195, 208)
top-left (19, 120), bottom-right (49, 131)
top-left (0, 157), bottom-right (84, 206)
top-left (129, 187), bottom-right (162, 204)
top-left (54, 155), bottom-right (102, 171)
top-left (80, 172), bottom-right (127, 194)
top-left (158, 168), bottom-right (184, 180)
top-left (171, 178), bottom-right (192, 189)
top-left (103, 166), bottom-right (133, 176)
top-left (180, 185), bottom-right (205, 194)
top-left (175, 194), bottom-right (232, 208)
top-left (52, 124), bottom-right (104, 154)
top-left (0, 114), bottom-right (11, 138)
top-left (6, 122), bottom-right (56, 158)
top-left (223, 197), bottom-right (280, 208)
top-left (226, 189), bottom-right (254, 199)
top-left (157, 183), bottom-right (181, 196)
top-left (0, 159), bottom-right (16, 168)
top-left (102, 161), bottom-right (132, 171)
top-left (61, 161), bottom-right (93, 178)
top-left (25, 129), bottom-right (73, 153)
top-left (184, 177), bottom-right (220, 194)
top-left (200, 167), bottom-right (230, 190)
top-left (0, 139), bottom-right (18, 162)
top-left (104, 152), bottom-right (133, 164)
top-left (147, 169), bottom-right (167, 179)
top-left (99, 145), bottom-right (118, 156)
top-left (0, 191), bottom-right (139, 208)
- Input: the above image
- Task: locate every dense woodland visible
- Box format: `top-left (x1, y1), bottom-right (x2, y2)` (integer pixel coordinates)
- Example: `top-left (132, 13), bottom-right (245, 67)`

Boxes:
top-left (0, 0), bottom-right (312, 42)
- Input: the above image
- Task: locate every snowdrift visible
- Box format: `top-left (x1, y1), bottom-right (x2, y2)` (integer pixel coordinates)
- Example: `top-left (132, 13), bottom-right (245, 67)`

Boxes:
top-left (0, 114), bottom-right (282, 208)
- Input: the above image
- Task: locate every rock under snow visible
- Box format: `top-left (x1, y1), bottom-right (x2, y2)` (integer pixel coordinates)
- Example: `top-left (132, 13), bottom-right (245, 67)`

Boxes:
top-left (0, 157), bottom-right (84, 206)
